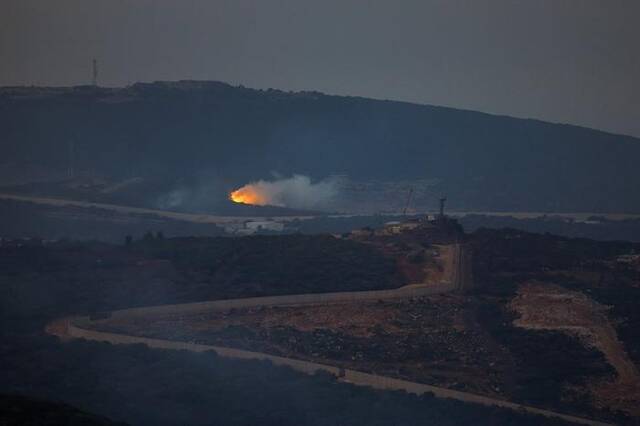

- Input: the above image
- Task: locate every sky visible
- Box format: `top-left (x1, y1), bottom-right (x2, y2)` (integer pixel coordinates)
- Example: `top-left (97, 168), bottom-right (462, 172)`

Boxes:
top-left (1, 0), bottom-right (639, 137)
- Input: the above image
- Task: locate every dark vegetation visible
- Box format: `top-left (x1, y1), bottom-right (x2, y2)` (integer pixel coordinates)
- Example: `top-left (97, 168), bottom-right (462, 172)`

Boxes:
top-left (471, 227), bottom-right (638, 284)
top-left (460, 214), bottom-right (640, 243)
top-left (135, 234), bottom-right (403, 297)
top-left (1, 81), bottom-right (640, 213)
top-left (0, 234), bottom-right (402, 319)
top-left (0, 394), bottom-right (127, 426)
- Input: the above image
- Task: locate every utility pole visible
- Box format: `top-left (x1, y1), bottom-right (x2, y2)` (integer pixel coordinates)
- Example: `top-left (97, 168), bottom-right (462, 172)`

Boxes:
top-left (68, 140), bottom-right (75, 179)
top-left (92, 59), bottom-right (98, 86)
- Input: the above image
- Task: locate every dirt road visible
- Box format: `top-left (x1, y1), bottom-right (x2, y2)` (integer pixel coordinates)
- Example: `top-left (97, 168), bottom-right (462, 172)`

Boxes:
top-left (444, 243), bottom-right (473, 291)
top-left (0, 193), bottom-right (314, 224)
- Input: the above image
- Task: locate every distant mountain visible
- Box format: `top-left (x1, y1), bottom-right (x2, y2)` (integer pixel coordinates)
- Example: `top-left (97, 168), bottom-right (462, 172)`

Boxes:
top-left (1, 81), bottom-right (638, 213)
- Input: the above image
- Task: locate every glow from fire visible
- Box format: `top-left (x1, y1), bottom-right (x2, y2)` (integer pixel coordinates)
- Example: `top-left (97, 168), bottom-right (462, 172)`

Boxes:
top-left (229, 175), bottom-right (338, 209)
top-left (229, 185), bottom-right (269, 205)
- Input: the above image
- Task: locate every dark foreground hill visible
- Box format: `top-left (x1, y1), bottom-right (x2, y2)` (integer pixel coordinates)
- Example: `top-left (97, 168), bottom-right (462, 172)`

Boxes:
top-left (0, 394), bottom-right (127, 426)
top-left (1, 81), bottom-right (639, 213)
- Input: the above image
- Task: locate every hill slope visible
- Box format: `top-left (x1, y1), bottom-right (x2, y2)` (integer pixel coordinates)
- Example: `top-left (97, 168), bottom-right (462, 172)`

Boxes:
top-left (1, 81), bottom-right (638, 213)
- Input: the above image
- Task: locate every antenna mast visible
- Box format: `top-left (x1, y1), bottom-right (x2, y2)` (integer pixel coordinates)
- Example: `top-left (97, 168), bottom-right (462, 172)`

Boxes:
top-left (402, 187), bottom-right (413, 216)
top-left (439, 196), bottom-right (447, 218)
top-left (68, 140), bottom-right (75, 179)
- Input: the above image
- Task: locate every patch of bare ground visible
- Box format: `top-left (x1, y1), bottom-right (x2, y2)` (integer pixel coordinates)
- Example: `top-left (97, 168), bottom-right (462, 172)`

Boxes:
top-left (44, 318), bottom-right (71, 341)
top-left (510, 282), bottom-right (640, 416)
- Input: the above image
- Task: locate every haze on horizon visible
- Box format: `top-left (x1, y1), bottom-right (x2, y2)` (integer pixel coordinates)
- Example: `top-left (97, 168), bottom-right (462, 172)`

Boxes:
top-left (1, 0), bottom-right (639, 138)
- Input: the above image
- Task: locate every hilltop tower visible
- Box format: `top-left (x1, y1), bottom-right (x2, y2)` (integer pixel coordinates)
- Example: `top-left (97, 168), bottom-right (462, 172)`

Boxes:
top-left (439, 196), bottom-right (447, 219)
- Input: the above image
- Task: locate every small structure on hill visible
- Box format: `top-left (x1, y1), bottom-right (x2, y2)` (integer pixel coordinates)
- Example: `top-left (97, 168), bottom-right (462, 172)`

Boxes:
top-left (351, 214), bottom-right (462, 245)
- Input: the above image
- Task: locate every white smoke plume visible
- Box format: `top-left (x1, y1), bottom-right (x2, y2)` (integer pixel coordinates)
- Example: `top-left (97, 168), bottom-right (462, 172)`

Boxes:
top-left (230, 174), bottom-right (338, 210)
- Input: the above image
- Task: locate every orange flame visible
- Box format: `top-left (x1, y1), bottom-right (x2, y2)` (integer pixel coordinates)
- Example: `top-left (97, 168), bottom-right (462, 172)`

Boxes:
top-left (229, 185), bottom-right (268, 205)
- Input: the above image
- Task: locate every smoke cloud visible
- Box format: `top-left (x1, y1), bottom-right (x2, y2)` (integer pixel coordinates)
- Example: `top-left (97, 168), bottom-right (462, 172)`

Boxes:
top-left (230, 175), bottom-right (338, 210)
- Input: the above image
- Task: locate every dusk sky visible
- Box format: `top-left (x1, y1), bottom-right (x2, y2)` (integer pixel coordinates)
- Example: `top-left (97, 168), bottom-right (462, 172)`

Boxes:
top-left (2, 0), bottom-right (639, 137)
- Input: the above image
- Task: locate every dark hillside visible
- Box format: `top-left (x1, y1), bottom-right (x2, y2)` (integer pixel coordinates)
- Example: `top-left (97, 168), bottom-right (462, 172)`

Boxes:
top-left (0, 394), bottom-right (127, 426)
top-left (1, 81), bottom-right (639, 212)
